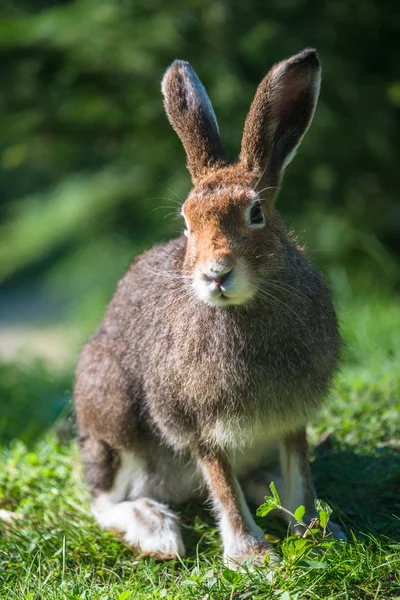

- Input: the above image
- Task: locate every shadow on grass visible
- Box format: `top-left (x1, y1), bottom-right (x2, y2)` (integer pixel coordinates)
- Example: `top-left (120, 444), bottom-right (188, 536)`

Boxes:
top-left (312, 441), bottom-right (400, 540)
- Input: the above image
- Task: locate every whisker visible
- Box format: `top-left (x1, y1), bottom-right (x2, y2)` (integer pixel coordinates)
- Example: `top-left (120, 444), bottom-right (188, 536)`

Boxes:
top-left (253, 162), bottom-right (269, 189)
top-left (130, 273), bottom-right (187, 285)
top-left (306, 248), bottom-right (334, 253)
top-left (260, 279), bottom-right (310, 304)
top-left (158, 183), bottom-right (184, 203)
top-left (256, 287), bottom-right (307, 329)
top-left (136, 287), bottom-right (194, 323)
top-left (133, 267), bottom-right (189, 275)
top-left (257, 185), bottom-right (280, 196)
top-left (137, 294), bottom-right (185, 326)
top-left (142, 196), bottom-right (182, 205)
top-left (162, 211), bottom-right (182, 221)
top-left (252, 265), bottom-right (283, 273)
top-left (254, 253), bottom-right (276, 260)
top-left (139, 263), bottom-right (192, 280)
top-left (141, 205), bottom-right (182, 222)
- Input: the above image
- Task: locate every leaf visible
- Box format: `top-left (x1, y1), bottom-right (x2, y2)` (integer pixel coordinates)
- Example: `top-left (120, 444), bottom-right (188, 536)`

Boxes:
top-left (118, 592), bottom-right (132, 600)
top-left (314, 499), bottom-right (333, 520)
top-left (282, 536), bottom-right (314, 562)
top-left (319, 509), bottom-right (328, 529)
top-left (265, 533), bottom-right (281, 543)
top-left (269, 481), bottom-right (281, 505)
top-left (294, 505), bottom-right (305, 522)
top-left (256, 500), bottom-right (277, 517)
top-left (238, 592), bottom-right (257, 600)
top-left (300, 559), bottom-right (328, 569)
top-left (320, 541), bottom-right (336, 549)
top-left (257, 483), bottom-right (281, 516)
top-left (222, 568), bottom-right (241, 584)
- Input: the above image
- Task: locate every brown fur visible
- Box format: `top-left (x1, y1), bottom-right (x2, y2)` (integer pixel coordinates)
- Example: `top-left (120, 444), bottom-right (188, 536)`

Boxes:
top-left (78, 435), bottom-right (120, 496)
top-left (183, 183), bottom-right (284, 278)
top-left (199, 450), bottom-right (276, 565)
top-left (240, 48), bottom-right (321, 186)
top-left (74, 48), bottom-right (341, 563)
top-left (162, 60), bottom-right (228, 183)
top-left (200, 452), bottom-right (250, 538)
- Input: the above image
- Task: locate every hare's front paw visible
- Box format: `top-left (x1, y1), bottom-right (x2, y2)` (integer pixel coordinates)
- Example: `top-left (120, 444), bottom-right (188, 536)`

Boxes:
top-left (224, 538), bottom-right (280, 571)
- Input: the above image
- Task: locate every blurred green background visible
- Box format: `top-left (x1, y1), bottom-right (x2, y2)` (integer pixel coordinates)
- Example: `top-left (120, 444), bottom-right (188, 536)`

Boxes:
top-left (0, 0), bottom-right (399, 444)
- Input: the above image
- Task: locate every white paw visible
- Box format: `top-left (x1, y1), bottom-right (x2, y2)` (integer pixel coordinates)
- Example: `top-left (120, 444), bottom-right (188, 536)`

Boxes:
top-left (92, 497), bottom-right (185, 559)
top-left (224, 537), bottom-right (280, 571)
top-left (126, 498), bottom-right (185, 559)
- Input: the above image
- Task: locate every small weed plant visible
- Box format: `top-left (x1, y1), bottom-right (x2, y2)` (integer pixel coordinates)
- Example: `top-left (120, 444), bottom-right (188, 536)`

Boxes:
top-left (256, 482), bottom-right (337, 572)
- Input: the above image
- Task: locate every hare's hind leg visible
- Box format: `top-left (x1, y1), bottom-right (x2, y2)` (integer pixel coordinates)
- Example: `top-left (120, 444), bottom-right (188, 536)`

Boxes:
top-left (242, 430), bottom-right (345, 539)
top-left (80, 437), bottom-right (185, 559)
top-left (280, 428), bottom-right (346, 539)
top-left (240, 433), bottom-right (314, 520)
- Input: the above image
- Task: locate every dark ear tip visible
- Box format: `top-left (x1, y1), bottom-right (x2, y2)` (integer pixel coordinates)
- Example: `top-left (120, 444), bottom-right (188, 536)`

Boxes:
top-left (289, 48), bottom-right (320, 70)
top-left (161, 60), bottom-right (193, 95)
top-left (168, 59), bottom-right (191, 72)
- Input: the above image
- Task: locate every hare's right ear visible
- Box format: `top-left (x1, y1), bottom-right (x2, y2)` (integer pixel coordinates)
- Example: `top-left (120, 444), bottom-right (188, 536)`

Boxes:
top-left (162, 61), bottom-right (227, 184)
top-left (240, 49), bottom-right (321, 189)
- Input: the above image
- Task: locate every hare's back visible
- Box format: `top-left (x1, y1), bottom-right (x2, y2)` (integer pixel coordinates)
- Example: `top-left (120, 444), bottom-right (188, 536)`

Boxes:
top-left (102, 236), bottom-right (187, 331)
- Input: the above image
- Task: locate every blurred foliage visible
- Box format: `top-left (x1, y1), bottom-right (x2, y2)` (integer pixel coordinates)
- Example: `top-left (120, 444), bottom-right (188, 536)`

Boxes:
top-left (0, 0), bottom-right (399, 324)
top-left (0, 360), bottom-right (71, 445)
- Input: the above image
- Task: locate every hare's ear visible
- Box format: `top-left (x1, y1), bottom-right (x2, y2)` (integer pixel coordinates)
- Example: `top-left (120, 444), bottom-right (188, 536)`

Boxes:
top-left (240, 49), bottom-right (321, 188)
top-left (162, 60), bottom-right (227, 184)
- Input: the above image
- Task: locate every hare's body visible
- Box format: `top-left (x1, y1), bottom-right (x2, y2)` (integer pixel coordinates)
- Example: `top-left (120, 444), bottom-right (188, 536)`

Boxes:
top-left (74, 49), bottom-right (344, 566)
top-left (76, 235), bottom-right (338, 455)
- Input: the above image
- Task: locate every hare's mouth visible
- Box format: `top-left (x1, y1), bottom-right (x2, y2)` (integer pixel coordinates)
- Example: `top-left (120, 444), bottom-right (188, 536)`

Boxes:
top-left (210, 288), bottom-right (231, 303)
top-left (195, 287), bottom-right (254, 307)
top-left (192, 259), bottom-right (256, 307)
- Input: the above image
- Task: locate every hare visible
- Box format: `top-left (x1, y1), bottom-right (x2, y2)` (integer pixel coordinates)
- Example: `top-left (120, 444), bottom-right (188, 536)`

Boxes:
top-left (74, 48), bottom-right (343, 568)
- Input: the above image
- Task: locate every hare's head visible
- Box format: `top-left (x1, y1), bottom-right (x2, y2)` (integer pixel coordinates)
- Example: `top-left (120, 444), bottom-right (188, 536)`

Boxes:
top-left (162, 49), bottom-right (321, 307)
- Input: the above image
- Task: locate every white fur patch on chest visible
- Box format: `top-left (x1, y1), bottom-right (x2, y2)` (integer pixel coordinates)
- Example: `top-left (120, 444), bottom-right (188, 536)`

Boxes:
top-left (202, 414), bottom-right (282, 476)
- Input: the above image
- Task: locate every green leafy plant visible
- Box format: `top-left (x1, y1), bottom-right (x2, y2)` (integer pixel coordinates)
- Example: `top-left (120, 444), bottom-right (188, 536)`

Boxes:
top-left (257, 483), bottom-right (337, 570)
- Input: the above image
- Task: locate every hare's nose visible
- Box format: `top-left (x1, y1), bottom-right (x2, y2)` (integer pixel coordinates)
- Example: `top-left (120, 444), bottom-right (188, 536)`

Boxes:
top-left (202, 264), bottom-right (233, 287)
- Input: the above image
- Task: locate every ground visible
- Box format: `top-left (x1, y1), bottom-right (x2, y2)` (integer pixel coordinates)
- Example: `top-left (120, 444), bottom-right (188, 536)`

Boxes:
top-left (0, 290), bottom-right (399, 599)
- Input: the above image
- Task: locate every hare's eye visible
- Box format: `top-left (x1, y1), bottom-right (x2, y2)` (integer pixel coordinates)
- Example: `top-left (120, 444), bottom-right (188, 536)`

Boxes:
top-left (249, 202), bottom-right (265, 226)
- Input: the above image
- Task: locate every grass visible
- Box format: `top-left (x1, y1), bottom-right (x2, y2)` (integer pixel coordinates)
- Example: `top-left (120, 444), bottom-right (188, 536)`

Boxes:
top-left (1, 288), bottom-right (400, 599)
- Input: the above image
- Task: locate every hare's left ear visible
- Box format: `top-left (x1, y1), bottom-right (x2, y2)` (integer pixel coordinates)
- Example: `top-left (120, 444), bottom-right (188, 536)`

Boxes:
top-left (240, 49), bottom-right (321, 188)
top-left (162, 61), bottom-right (228, 184)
